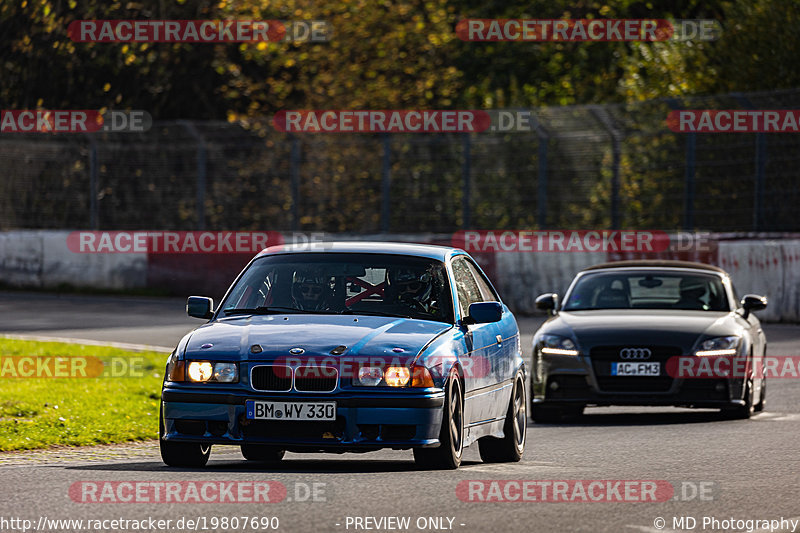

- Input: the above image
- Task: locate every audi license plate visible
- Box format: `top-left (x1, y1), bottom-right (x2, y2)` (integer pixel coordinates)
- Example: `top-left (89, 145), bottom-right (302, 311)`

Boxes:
top-left (246, 400), bottom-right (336, 421)
top-left (611, 362), bottom-right (660, 376)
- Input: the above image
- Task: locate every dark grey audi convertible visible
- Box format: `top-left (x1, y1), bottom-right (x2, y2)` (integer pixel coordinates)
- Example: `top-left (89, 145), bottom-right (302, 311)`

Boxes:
top-left (531, 260), bottom-right (768, 421)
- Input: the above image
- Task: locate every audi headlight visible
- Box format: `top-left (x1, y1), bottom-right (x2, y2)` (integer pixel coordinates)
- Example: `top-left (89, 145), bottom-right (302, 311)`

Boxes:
top-left (184, 361), bottom-right (239, 383)
top-left (540, 334), bottom-right (579, 356)
top-left (695, 336), bottom-right (740, 356)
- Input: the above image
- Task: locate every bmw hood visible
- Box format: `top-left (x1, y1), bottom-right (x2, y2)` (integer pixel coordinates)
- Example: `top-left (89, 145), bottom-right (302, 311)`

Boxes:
top-left (182, 314), bottom-right (452, 360)
top-left (547, 309), bottom-right (739, 350)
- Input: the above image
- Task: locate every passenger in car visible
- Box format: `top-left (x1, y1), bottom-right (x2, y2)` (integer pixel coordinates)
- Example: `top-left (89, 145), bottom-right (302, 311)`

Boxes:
top-left (676, 278), bottom-right (708, 310)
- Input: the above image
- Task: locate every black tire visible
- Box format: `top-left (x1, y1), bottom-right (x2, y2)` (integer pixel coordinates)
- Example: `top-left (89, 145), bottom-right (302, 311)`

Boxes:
top-left (414, 372), bottom-right (464, 470)
top-left (159, 410), bottom-right (211, 467)
top-left (754, 378), bottom-right (766, 412)
top-left (531, 403), bottom-right (583, 424)
top-left (478, 373), bottom-right (526, 463)
top-left (721, 377), bottom-right (754, 419)
top-left (241, 444), bottom-right (286, 462)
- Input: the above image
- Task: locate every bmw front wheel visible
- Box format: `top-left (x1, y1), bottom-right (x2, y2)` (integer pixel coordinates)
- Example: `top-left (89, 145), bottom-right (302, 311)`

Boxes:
top-left (478, 372), bottom-right (526, 462)
top-left (414, 371), bottom-right (464, 470)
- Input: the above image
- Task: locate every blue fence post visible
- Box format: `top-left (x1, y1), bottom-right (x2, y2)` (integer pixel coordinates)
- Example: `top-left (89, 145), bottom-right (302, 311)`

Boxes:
top-left (290, 135), bottom-right (301, 232)
top-left (462, 133), bottom-right (471, 229)
top-left (732, 94), bottom-right (766, 231)
top-left (84, 134), bottom-right (99, 230)
top-left (754, 133), bottom-right (766, 231)
top-left (530, 113), bottom-right (550, 228)
top-left (381, 133), bottom-right (392, 233)
top-left (667, 99), bottom-right (696, 230)
top-left (590, 106), bottom-right (622, 229)
top-left (178, 121), bottom-right (207, 230)
top-left (684, 134), bottom-right (697, 230)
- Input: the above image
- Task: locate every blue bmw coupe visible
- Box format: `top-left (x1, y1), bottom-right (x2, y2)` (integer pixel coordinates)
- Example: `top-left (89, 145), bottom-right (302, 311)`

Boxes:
top-left (160, 242), bottom-right (525, 469)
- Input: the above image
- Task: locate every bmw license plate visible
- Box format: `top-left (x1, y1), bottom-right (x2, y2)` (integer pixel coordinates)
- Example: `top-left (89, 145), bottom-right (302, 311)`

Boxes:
top-left (611, 362), bottom-right (660, 376)
top-left (246, 400), bottom-right (336, 421)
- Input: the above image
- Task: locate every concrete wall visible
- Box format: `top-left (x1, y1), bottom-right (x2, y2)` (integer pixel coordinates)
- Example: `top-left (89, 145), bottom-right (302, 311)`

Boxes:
top-left (0, 230), bottom-right (147, 290)
top-left (0, 231), bottom-right (42, 286)
top-left (0, 231), bottom-right (798, 322)
top-left (492, 252), bottom-right (602, 313)
top-left (717, 240), bottom-right (800, 322)
top-left (492, 239), bottom-right (800, 323)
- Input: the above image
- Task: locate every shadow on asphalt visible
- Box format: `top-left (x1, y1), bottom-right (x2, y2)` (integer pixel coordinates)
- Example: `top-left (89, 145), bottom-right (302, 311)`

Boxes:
top-left (62, 409), bottom-right (765, 473)
top-left (534, 409), bottom-right (755, 427)
top-left (68, 458), bottom-right (484, 473)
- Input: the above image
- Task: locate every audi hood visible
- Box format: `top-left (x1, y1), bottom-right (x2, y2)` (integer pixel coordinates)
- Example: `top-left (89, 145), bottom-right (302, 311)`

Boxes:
top-left (539, 309), bottom-right (744, 351)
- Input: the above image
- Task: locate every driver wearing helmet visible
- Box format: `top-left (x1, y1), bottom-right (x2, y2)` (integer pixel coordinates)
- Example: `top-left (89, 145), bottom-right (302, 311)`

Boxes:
top-left (292, 271), bottom-right (333, 311)
top-left (388, 267), bottom-right (436, 314)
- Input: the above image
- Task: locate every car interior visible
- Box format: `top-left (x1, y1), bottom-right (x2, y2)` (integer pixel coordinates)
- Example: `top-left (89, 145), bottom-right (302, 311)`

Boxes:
top-left (565, 272), bottom-right (730, 311)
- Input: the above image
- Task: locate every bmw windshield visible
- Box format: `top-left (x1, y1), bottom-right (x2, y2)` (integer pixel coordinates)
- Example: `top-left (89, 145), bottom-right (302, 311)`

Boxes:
top-left (219, 253), bottom-right (454, 323)
top-left (563, 271), bottom-right (730, 312)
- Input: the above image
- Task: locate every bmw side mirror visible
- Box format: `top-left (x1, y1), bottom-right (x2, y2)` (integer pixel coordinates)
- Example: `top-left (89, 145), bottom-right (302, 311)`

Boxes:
top-left (465, 301), bottom-right (503, 324)
top-left (535, 293), bottom-right (559, 315)
top-left (740, 294), bottom-right (767, 318)
top-left (187, 296), bottom-right (214, 319)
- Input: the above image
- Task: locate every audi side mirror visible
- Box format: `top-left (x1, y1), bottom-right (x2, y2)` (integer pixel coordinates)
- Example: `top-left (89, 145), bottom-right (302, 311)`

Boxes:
top-left (535, 293), bottom-right (558, 315)
top-left (187, 296), bottom-right (214, 319)
top-left (740, 294), bottom-right (767, 318)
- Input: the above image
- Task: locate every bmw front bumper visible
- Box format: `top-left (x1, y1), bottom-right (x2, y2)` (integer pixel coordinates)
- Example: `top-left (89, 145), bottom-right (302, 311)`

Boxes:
top-left (161, 386), bottom-right (445, 451)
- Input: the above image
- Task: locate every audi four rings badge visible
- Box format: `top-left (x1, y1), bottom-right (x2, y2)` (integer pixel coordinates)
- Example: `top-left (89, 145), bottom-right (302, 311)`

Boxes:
top-left (619, 348), bottom-right (652, 360)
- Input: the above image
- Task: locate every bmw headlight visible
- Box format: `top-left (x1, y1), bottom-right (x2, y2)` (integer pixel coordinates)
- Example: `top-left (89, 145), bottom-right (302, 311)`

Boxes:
top-left (695, 336), bottom-right (740, 356)
top-left (354, 365), bottom-right (416, 387)
top-left (384, 366), bottom-right (411, 387)
top-left (356, 366), bottom-right (383, 386)
top-left (212, 362), bottom-right (238, 382)
top-left (181, 360), bottom-right (239, 383)
top-left (540, 334), bottom-right (579, 356)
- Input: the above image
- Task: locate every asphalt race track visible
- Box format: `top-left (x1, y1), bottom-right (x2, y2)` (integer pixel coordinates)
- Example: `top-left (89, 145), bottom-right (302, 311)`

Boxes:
top-left (2, 291), bottom-right (800, 533)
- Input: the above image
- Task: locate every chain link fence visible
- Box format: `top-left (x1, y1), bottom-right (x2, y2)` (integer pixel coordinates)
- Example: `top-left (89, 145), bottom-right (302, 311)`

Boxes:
top-left (2, 88), bottom-right (799, 233)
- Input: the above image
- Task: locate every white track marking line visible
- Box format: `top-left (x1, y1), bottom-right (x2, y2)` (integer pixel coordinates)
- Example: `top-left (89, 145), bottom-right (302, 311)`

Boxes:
top-left (1, 334), bottom-right (172, 352)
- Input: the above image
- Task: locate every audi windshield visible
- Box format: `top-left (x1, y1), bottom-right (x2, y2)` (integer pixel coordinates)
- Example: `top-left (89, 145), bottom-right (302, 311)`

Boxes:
top-left (219, 253), bottom-right (455, 323)
top-left (563, 271), bottom-right (730, 312)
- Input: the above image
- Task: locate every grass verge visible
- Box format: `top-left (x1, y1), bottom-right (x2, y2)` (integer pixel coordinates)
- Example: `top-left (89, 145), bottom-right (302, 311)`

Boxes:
top-left (0, 338), bottom-right (167, 451)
